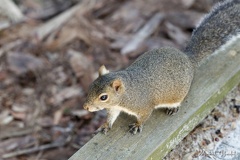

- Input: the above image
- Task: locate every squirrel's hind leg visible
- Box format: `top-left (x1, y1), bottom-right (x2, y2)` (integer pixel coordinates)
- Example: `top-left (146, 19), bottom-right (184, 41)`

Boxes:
top-left (154, 102), bottom-right (181, 115)
top-left (166, 106), bottom-right (179, 115)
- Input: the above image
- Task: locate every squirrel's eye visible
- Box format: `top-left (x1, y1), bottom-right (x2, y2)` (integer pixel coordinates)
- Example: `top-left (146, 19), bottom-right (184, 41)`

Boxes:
top-left (100, 94), bottom-right (108, 101)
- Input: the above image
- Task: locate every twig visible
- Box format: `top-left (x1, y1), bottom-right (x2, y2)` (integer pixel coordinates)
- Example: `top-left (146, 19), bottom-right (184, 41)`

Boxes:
top-left (0, 39), bottom-right (23, 58)
top-left (0, 126), bottom-right (41, 140)
top-left (121, 13), bottom-right (164, 55)
top-left (35, 151), bottom-right (43, 160)
top-left (0, 0), bottom-right (25, 22)
top-left (28, 1), bottom-right (73, 20)
top-left (201, 126), bottom-right (216, 131)
top-left (33, 0), bottom-right (98, 41)
top-left (33, 5), bottom-right (78, 41)
top-left (2, 137), bottom-right (69, 159)
top-left (0, 21), bottom-right (11, 31)
top-left (165, 22), bottom-right (189, 46)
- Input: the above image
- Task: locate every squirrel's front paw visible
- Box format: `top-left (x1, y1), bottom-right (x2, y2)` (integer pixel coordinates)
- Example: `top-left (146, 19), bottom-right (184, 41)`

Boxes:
top-left (96, 123), bottom-right (111, 134)
top-left (129, 123), bottom-right (143, 134)
top-left (166, 107), bottom-right (179, 115)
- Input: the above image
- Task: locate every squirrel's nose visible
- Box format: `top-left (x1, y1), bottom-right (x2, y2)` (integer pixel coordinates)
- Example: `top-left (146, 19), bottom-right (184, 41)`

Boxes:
top-left (83, 104), bottom-right (89, 111)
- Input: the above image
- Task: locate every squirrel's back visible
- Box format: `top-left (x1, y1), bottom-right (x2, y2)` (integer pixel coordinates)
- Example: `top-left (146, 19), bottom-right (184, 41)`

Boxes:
top-left (123, 47), bottom-right (194, 107)
top-left (185, 0), bottom-right (240, 65)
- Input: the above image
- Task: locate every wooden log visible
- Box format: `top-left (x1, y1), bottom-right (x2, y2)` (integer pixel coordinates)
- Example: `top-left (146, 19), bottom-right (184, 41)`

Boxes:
top-left (69, 38), bottom-right (240, 160)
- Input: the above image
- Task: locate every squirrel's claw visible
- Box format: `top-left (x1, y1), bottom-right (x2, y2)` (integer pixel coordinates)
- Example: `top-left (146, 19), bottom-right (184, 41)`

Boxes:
top-left (102, 127), bottom-right (110, 135)
top-left (129, 123), bottom-right (143, 134)
top-left (96, 127), bottom-right (110, 135)
top-left (166, 107), bottom-right (179, 115)
top-left (96, 123), bottom-right (111, 134)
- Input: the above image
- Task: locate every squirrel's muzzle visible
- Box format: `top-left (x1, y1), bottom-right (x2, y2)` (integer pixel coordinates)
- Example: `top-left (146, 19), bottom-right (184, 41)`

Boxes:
top-left (83, 104), bottom-right (90, 111)
top-left (83, 103), bottom-right (103, 112)
top-left (83, 104), bottom-right (98, 112)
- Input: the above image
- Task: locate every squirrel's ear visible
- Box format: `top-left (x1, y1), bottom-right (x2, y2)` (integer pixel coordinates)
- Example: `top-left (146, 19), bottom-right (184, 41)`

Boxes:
top-left (111, 79), bottom-right (124, 92)
top-left (99, 65), bottom-right (109, 77)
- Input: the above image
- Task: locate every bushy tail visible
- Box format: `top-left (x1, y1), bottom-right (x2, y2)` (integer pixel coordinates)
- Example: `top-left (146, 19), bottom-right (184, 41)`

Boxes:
top-left (184, 0), bottom-right (240, 66)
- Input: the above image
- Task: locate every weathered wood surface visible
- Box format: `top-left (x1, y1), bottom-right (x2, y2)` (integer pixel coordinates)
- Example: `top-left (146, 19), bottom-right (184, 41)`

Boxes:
top-left (69, 39), bottom-right (240, 160)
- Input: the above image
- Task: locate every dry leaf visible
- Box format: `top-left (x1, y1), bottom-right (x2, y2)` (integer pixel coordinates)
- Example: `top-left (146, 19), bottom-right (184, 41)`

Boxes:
top-left (0, 110), bottom-right (14, 125)
top-left (37, 116), bottom-right (54, 127)
top-left (10, 111), bottom-right (27, 121)
top-left (68, 49), bottom-right (94, 92)
top-left (181, 0), bottom-right (196, 8)
top-left (12, 104), bottom-right (29, 112)
top-left (50, 86), bottom-right (83, 105)
top-left (7, 52), bottom-right (43, 75)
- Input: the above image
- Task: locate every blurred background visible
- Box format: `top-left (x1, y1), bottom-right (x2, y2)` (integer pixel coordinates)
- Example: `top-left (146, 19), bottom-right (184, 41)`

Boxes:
top-left (0, 0), bottom-right (225, 159)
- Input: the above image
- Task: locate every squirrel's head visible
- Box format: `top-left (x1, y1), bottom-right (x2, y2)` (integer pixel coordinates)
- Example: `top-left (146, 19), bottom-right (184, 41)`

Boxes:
top-left (83, 65), bottom-right (125, 112)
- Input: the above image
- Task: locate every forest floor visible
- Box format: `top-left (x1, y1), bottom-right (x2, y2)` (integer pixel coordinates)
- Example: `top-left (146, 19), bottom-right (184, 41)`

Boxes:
top-left (1, 0), bottom-right (239, 160)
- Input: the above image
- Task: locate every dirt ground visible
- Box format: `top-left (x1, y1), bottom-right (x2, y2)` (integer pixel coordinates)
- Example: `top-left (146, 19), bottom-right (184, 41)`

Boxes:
top-left (164, 85), bottom-right (240, 160)
top-left (1, 0), bottom-right (238, 160)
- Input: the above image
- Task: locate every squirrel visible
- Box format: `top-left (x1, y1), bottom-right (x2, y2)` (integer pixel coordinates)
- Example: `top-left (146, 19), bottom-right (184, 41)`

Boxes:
top-left (83, 0), bottom-right (240, 134)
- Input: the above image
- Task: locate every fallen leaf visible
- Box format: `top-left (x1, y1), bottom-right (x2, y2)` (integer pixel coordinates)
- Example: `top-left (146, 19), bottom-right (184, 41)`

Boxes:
top-left (10, 111), bottom-right (27, 121)
top-left (181, 0), bottom-right (196, 8)
top-left (12, 104), bottom-right (29, 112)
top-left (0, 110), bottom-right (13, 125)
top-left (7, 52), bottom-right (43, 75)
top-left (0, 71), bottom-right (7, 81)
top-left (68, 50), bottom-right (94, 92)
top-left (37, 116), bottom-right (54, 127)
top-left (0, 115), bottom-right (14, 125)
top-left (50, 86), bottom-right (83, 105)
